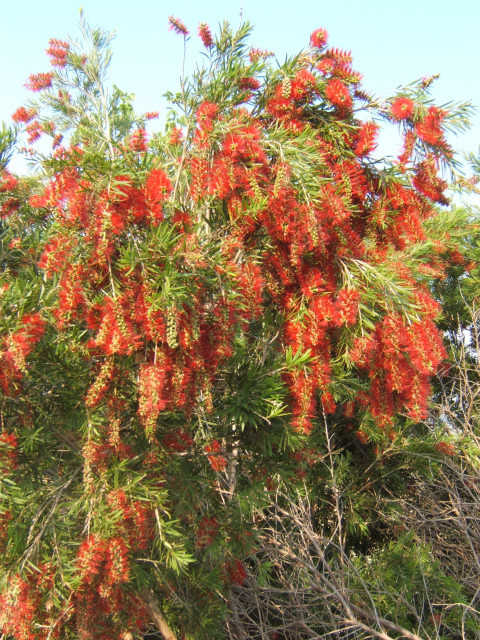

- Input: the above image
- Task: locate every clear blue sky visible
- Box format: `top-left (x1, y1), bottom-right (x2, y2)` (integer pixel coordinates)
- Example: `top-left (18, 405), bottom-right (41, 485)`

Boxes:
top-left (1, 0), bottom-right (479, 171)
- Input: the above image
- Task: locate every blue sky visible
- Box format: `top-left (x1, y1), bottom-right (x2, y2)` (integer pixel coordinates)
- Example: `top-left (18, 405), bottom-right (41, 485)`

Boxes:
top-left (1, 0), bottom-right (479, 172)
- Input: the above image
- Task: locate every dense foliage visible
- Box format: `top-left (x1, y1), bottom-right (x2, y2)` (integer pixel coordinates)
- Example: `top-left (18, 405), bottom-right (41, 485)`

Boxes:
top-left (0, 16), bottom-right (479, 640)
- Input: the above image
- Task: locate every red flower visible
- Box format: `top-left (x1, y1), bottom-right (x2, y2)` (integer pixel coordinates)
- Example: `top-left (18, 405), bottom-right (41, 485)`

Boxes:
top-left (196, 101), bottom-right (219, 123)
top-left (415, 106), bottom-right (446, 146)
top-left (0, 170), bottom-right (18, 193)
top-left (169, 127), bottom-right (183, 145)
top-left (46, 38), bottom-right (69, 67)
top-left (356, 430), bottom-right (369, 444)
top-left (354, 121), bottom-right (379, 157)
top-left (310, 28), bottom-right (328, 49)
top-left (325, 79), bottom-right (352, 109)
top-left (390, 97), bottom-right (415, 120)
top-left (317, 58), bottom-right (335, 75)
top-left (25, 72), bottom-right (53, 92)
top-left (128, 128), bottom-right (148, 152)
top-left (205, 440), bottom-right (227, 471)
top-left (224, 558), bottom-right (248, 585)
top-left (168, 16), bottom-right (189, 36)
top-left (398, 130), bottom-right (416, 166)
top-left (198, 23), bottom-right (213, 48)
top-left (321, 392), bottom-right (336, 414)
top-left (413, 156), bottom-right (448, 204)
top-left (145, 168), bottom-right (173, 220)
top-left (11, 106), bottom-right (37, 123)
top-left (196, 516), bottom-right (219, 547)
top-left (26, 120), bottom-right (43, 144)
top-left (205, 439), bottom-right (221, 454)
top-left (434, 441), bottom-right (455, 456)
top-left (239, 76), bottom-right (261, 92)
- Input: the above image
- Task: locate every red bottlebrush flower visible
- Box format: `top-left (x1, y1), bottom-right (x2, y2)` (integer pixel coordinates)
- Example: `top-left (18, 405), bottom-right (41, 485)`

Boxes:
top-left (239, 76), bottom-right (261, 92)
top-left (317, 58), bottom-right (335, 75)
top-left (169, 126), bottom-right (183, 145)
top-left (310, 27), bottom-right (328, 49)
top-left (128, 128), bottom-right (148, 152)
top-left (354, 121), bottom-right (379, 157)
top-left (145, 168), bottom-right (173, 220)
top-left (325, 78), bottom-right (352, 109)
top-left (25, 72), bottom-right (53, 92)
top-left (0, 170), bottom-right (18, 193)
top-left (90, 296), bottom-right (142, 356)
top-left (205, 439), bottom-right (221, 454)
top-left (1, 197), bottom-right (20, 218)
top-left (205, 440), bottom-right (227, 471)
top-left (11, 106), bottom-right (37, 123)
top-left (106, 537), bottom-right (130, 584)
top-left (208, 455), bottom-right (227, 472)
top-left (398, 130), bottom-right (416, 166)
top-left (168, 16), bottom-right (189, 36)
top-left (434, 441), bottom-right (455, 456)
top-left (138, 360), bottom-right (172, 436)
top-left (9, 313), bottom-right (47, 371)
top-left (162, 429), bottom-right (193, 452)
top-left (224, 558), bottom-right (248, 586)
top-left (291, 69), bottom-right (316, 101)
top-left (196, 516), bottom-right (219, 547)
top-left (26, 120), bottom-right (43, 144)
top-left (46, 38), bottom-right (69, 67)
top-left (196, 101), bottom-right (219, 123)
top-left (415, 106), bottom-right (447, 146)
top-left (390, 96), bottom-right (415, 120)
top-left (324, 46), bottom-right (353, 66)
top-left (85, 359), bottom-right (115, 408)
top-left (334, 288), bottom-right (360, 325)
top-left (413, 156), bottom-right (449, 204)
top-left (198, 22), bottom-right (213, 48)
top-left (145, 111), bottom-right (159, 120)
top-left (52, 133), bottom-right (63, 149)
top-left (356, 430), bottom-right (369, 444)
top-left (321, 392), bottom-right (336, 414)
top-left (194, 101), bottom-right (219, 146)
top-left (77, 534), bottom-right (108, 585)
top-left (0, 432), bottom-right (18, 471)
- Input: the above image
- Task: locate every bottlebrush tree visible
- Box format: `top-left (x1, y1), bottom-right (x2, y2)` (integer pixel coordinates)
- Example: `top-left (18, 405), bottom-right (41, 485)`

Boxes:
top-left (0, 15), bottom-right (478, 640)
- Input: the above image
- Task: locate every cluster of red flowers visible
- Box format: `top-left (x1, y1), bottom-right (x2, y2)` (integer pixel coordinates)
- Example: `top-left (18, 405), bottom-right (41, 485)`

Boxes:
top-left (45, 38), bottom-right (69, 67)
top-left (168, 15), bottom-right (189, 36)
top-left (11, 106), bottom-right (37, 123)
top-left (310, 27), bottom-right (328, 49)
top-left (434, 441), bottom-right (456, 456)
top-left (0, 170), bottom-right (18, 194)
top-left (354, 121), bottom-right (379, 157)
top-left (198, 22), bottom-right (213, 48)
top-left (391, 96), bottom-right (415, 120)
top-left (162, 429), bottom-right (194, 452)
top-left (24, 72), bottom-right (53, 92)
top-left (196, 515), bottom-right (220, 547)
top-left (0, 313), bottom-right (46, 393)
top-left (0, 568), bottom-right (55, 640)
top-left (0, 432), bottom-right (18, 472)
top-left (223, 558), bottom-right (248, 586)
top-left (128, 127), bottom-right (148, 152)
top-left (75, 534), bottom-right (147, 639)
top-left (325, 77), bottom-right (353, 110)
top-left (205, 440), bottom-right (227, 472)
top-left (106, 489), bottom-right (155, 551)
